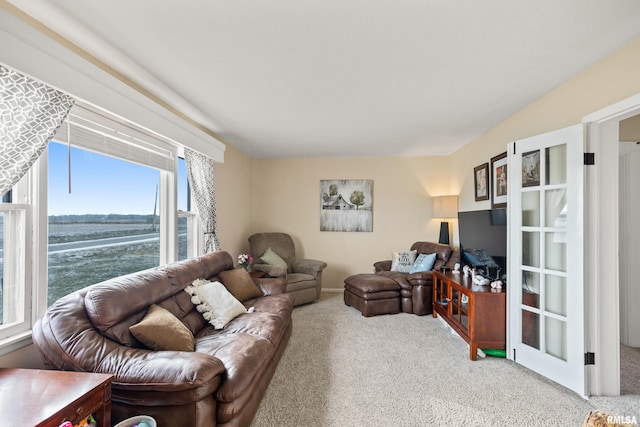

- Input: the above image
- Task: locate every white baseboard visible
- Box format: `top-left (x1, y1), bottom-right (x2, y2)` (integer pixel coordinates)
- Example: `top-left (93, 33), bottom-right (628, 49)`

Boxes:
top-left (321, 288), bottom-right (344, 293)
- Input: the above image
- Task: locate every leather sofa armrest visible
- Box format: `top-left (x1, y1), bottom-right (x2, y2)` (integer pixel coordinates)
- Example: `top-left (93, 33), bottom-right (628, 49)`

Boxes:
top-left (373, 260), bottom-right (392, 273)
top-left (254, 277), bottom-right (287, 296)
top-left (407, 271), bottom-right (433, 286)
top-left (443, 248), bottom-right (461, 270)
top-left (103, 347), bottom-right (226, 393)
top-left (292, 259), bottom-right (327, 276)
top-left (253, 263), bottom-right (286, 277)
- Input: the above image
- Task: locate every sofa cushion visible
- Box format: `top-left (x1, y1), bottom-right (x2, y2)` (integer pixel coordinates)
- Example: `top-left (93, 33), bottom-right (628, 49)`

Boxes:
top-left (223, 312), bottom-right (287, 344)
top-left (85, 268), bottom-right (175, 346)
top-left (219, 268), bottom-right (263, 302)
top-left (129, 304), bottom-right (195, 352)
top-left (283, 272), bottom-right (316, 292)
top-left (185, 279), bottom-right (252, 330)
top-left (376, 270), bottom-right (412, 290)
top-left (410, 253), bottom-right (437, 273)
top-left (245, 293), bottom-right (295, 317)
top-left (195, 332), bottom-right (273, 403)
top-left (390, 250), bottom-right (417, 272)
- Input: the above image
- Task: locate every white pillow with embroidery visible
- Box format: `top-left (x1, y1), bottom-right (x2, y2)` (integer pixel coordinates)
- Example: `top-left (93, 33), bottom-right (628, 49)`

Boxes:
top-left (390, 250), bottom-right (417, 273)
top-left (185, 279), bottom-right (254, 329)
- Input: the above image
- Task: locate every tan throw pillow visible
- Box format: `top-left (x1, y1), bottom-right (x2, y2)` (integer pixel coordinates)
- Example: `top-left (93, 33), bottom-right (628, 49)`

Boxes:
top-left (129, 304), bottom-right (195, 352)
top-left (219, 268), bottom-right (263, 302)
top-left (261, 247), bottom-right (288, 270)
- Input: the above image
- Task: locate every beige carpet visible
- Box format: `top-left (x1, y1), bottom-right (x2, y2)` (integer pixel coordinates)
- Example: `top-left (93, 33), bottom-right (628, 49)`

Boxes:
top-left (252, 292), bottom-right (640, 427)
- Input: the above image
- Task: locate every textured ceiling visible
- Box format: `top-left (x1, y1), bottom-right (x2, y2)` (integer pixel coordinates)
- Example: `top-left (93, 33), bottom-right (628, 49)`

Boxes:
top-left (7, 0), bottom-right (640, 157)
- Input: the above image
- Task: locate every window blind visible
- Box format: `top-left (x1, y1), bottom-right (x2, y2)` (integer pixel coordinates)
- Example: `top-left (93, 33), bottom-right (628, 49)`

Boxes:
top-left (52, 104), bottom-right (177, 171)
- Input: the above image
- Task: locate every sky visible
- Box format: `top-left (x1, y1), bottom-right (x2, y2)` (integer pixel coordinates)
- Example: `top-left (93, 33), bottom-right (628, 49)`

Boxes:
top-left (48, 142), bottom-right (188, 215)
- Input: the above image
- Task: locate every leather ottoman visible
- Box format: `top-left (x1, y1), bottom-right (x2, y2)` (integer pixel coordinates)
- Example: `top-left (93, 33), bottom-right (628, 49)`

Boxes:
top-left (343, 274), bottom-right (400, 317)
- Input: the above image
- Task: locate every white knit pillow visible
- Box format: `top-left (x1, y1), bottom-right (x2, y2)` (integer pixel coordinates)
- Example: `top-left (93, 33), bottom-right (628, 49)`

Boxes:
top-left (185, 279), bottom-right (253, 329)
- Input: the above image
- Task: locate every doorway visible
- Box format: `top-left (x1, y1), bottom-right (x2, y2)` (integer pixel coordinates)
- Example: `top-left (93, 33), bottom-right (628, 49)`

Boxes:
top-left (583, 93), bottom-right (640, 396)
top-left (618, 113), bottom-right (640, 395)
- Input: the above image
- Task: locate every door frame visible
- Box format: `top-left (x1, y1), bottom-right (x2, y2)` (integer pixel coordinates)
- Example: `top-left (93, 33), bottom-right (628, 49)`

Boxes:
top-left (583, 92), bottom-right (640, 396)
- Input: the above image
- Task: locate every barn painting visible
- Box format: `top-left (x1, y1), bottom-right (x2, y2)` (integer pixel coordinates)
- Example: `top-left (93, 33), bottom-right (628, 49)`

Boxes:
top-left (320, 179), bottom-right (373, 232)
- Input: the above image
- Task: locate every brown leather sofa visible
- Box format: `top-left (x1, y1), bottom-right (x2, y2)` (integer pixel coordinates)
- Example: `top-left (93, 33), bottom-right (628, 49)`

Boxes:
top-left (373, 242), bottom-right (459, 315)
top-left (32, 250), bottom-right (293, 427)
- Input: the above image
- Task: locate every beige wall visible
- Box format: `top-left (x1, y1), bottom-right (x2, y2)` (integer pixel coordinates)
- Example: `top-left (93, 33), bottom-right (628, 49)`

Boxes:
top-left (212, 36), bottom-right (640, 292)
top-left (245, 156), bottom-right (454, 289)
top-left (216, 153), bottom-right (456, 289)
top-left (214, 143), bottom-right (254, 258)
top-left (453, 36), bottom-right (640, 212)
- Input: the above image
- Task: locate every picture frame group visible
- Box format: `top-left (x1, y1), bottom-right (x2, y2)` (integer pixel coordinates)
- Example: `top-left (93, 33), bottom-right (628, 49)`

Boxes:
top-left (474, 151), bottom-right (508, 209)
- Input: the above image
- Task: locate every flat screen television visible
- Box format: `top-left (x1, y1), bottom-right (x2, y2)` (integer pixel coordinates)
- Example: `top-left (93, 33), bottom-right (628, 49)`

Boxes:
top-left (458, 208), bottom-right (507, 282)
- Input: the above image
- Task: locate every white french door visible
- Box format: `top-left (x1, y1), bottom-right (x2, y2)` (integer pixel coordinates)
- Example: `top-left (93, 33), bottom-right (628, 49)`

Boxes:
top-left (507, 124), bottom-right (585, 396)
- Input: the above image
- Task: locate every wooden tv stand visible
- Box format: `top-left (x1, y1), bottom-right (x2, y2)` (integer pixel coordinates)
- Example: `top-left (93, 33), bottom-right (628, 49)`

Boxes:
top-left (432, 270), bottom-right (506, 360)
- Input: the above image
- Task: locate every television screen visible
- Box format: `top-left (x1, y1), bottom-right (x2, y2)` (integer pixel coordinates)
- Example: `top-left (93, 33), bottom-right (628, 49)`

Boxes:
top-left (458, 208), bottom-right (507, 282)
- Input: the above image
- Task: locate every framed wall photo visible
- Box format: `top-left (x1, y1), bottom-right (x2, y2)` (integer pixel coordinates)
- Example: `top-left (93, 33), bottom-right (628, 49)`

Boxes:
top-left (474, 163), bottom-right (489, 201)
top-left (522, 149), bottom-right (540, 187)
top-left (491, 152), bottom-right (507, 209)
top-left (320, 179), bottom-right (373, 232)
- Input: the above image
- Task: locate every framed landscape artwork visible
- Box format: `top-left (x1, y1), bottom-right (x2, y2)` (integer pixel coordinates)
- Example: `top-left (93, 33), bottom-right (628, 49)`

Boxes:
top-left (320, 179), bottom-right (373, 232)
top-left (474, 163), bottom-right (489, 202)
top-left (491, 152), bottom-right (507, 209)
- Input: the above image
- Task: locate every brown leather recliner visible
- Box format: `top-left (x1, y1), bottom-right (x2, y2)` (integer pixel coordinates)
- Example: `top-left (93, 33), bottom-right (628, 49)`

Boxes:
top-left (373, 242), bottom-right (459, 315)
top-left (248, 232), bottom-right (327, 306)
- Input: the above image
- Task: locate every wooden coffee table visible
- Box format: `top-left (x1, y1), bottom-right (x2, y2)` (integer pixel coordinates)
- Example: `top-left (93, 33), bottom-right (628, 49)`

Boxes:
top-left (0, 368), bottom-right (114, 427)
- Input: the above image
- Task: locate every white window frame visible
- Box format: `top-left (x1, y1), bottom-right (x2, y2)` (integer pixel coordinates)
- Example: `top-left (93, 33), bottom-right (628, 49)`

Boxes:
top-left (0, 203), bottom-right (32, 348)
top-left (0, 104), bottom-right (203, 355)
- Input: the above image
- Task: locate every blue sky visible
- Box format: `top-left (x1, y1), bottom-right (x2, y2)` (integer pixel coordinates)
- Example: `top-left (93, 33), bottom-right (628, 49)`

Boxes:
top-left (48, 142), bottom-right (188, 215)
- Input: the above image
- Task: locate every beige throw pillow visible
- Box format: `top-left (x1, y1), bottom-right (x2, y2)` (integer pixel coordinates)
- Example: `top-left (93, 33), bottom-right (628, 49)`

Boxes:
top-left (219, 268), bottom-right (263, 302)
top-left (129, 304), bottom-right (195, 352)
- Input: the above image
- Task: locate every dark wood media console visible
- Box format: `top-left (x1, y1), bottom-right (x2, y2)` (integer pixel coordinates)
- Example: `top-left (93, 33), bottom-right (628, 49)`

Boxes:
top-left (432, 270), bottom-right (506, 360)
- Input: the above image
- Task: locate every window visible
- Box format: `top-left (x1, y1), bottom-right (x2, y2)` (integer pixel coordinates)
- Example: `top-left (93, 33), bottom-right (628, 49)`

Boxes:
top-left (0, 204), bottom-right (31, 341)
top-left (177, 157), bottom-right (200, 261)
top-left (0, 101), bottom-right (204, 354)
top-left (47, 142), bottom-right (161, 306)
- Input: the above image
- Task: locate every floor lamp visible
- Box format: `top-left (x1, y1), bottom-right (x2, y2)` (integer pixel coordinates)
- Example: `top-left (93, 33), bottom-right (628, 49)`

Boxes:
top-left (432, 195), bottom-right (458, 245)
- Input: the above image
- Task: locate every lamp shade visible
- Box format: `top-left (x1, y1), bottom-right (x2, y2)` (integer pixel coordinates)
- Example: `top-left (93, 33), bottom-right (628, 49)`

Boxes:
top-left (432, 195), bottom-right (458, 218)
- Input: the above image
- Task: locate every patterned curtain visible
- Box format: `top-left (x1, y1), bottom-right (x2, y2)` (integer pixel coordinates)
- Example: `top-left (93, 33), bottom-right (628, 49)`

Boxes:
top-left (184, 147), bottom-right (220, 253)
top-left (0, 65), bottom-right (75, 196)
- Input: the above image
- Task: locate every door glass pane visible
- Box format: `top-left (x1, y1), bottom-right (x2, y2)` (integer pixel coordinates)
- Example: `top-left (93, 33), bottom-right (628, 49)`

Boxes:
top-left (545, 317), bottom-right (567, 361)
top-left (522, 150), bottom-right (541, 187)
top-left (545, 232), bottom-right (566, 272)
top-left (522, 191), bottom-right (540, 226)
top-left (522, 310), bottom-right (540, 350)
top-left (545, 275), bottom-right (567, 316)
top-left (522, 231), bottom-right (540, 267)
top-left (545, 189), bottom-right (567, 228)
top-left (545, 144), bottom-right (567, 185)
top-left (522, 270), bottom-right (540, 308)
